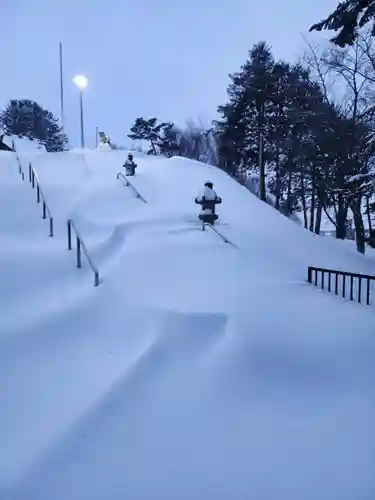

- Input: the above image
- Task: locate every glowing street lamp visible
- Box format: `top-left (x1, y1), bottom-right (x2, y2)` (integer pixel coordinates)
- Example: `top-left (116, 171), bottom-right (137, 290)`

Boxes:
top-left (73, 75), bottom-right (88, 148)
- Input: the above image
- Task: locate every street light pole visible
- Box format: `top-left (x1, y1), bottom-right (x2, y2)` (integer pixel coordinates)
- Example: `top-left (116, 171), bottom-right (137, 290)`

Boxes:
top-left (59, 42), bottom-right (65, 130)
top-left (79, 90), bottom-right (85, 148)
top-left (73, 74), bottom-right (88, 149)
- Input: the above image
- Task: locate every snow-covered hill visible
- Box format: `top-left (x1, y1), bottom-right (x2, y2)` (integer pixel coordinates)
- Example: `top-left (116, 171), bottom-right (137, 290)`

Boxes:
top-left (1, 149), bottom-right (374, 500)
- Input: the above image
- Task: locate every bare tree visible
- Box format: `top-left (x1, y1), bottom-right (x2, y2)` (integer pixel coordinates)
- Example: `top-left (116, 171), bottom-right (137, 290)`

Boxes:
top-left (303, 30), bottom-right (375, 252)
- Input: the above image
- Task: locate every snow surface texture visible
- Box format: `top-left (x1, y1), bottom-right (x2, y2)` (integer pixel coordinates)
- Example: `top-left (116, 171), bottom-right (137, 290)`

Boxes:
top-left (1, 149), bottom-right (375, 500)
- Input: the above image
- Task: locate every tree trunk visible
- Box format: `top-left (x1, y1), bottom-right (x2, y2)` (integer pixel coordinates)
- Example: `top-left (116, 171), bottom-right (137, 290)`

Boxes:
top-left (258, 130), bottom-right (266, 201)
top-left (300, 172), bottom-right (308, 229)
top-left (351, 197), bottom-right (365, 254)
top-left (150, 140), bottom-right (157, 155)
top-left (315, 199), bottom-right (323, 234)
top-left (258, 102), bottom-right (266, 202)
top-left (286, 171), bottom-right (293, 215)
top-left (335, 196), bottom-right (348, 240)
top-left (309, 180), bottom-right (316, 232)
top-left (365, 196), bottom-right (375, 246)
top-left (274, 141), bottom-right (281, 210)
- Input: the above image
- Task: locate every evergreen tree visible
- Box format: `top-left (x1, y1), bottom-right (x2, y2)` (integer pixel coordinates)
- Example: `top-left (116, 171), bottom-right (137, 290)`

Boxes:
top-left (157, 123), bottom-right (181, 157)
top-left (310, 0), bottom-right (375, 47)
top-left (0, 99), bottom-right (67, 151)
top-left (128, 117), bottom-right (169, 154)
top-left (216, 41), bottom-right (275, 200)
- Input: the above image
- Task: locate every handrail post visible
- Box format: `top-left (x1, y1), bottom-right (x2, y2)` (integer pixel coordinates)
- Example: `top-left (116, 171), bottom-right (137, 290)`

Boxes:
top-left (358, 278), bottom-right (362, 303)
top-left (67, 219), bottom-right (100, 287)
top-left (36, 184), bottom-right (40, 203)
top-left (42, 201), bottom-right (46, 219)
top-left (307, 266), bottom-right (312, 283)
top-left (76, 236), bottom-right (81, 268)
top-left (67, 220), bottom-right (72, 250)
top-left (366, 279), bottom-right (370, 306)
top-left (49, 217), bottom-right (53, 237)
top-left (29, 162), bottom-right (32, 183)
top-left (32, 170), bottom-right (35, 188)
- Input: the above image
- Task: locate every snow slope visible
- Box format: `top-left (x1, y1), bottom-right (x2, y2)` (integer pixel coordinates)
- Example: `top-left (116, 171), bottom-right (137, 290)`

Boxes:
top-left (1, 149), bottom-right (375, 500)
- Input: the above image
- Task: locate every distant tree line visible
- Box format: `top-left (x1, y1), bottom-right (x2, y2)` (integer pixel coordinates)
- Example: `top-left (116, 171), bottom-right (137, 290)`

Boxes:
top-left (0, 99), bottom-right (67, 152)
top-left (129, 28), bottom-right (375, 253)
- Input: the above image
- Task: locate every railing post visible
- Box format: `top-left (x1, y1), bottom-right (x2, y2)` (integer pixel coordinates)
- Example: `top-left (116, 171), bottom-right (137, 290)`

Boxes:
top-left (366, 279), bottom-right (370, 306)
top-left (335, 273), bottom-right (338, 295)
top-left (321, 271), bottom-right (325, 289)
top-left (342, 275), bottom-right (346, 298)
top-left (49, 217), bottom-right (53, 237)
top-left (358, 278), bottom-right (362, 303)
top-left (36, 185), bottom-right (40, 203)
top-left (350, 276), bottom-right (354, 301)
top-left (76, 236), bottom-right (81, 268)
top-left (328, 272), bottom-right (331, 292)
top-left (67, 220), bottom-right (72, 250)
top-left (42, 201), bottom-right (46, 219)
top-left (29, 163), bottom-right (32, 183)
top-left (94, 271), bottom-right (99, 287)
top-left (32, 170), bottom-right (35, 188)
top-left (307, 267), bottom-right (312, 284)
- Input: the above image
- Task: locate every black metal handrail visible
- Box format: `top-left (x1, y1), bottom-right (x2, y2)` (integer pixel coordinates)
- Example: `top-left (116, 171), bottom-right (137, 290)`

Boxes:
top-left (29, 163), bottom-right (54, 237)
top-left (11, 140), bottom-right (25, 181)
top-left (308, 266), bottom-right (374, 306)
top-left (67, 219), bottom-right (100, 287)
top-left (116, 172), bottom-right (147, 203)
top-left (203, 222), bottom-right (238, 247)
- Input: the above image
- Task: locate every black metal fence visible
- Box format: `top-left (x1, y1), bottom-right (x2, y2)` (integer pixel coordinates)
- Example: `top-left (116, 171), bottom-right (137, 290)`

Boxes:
top-left (308, 266), bottom-right (375, 306)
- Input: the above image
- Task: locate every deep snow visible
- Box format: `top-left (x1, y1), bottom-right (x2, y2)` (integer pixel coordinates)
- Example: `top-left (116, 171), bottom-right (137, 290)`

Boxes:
top-left (1, 149), bottom-right (374, 500)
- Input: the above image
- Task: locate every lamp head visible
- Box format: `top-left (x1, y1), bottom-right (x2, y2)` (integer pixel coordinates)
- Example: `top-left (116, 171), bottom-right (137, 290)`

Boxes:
top-left (73, 74), bottom-right (88, 90)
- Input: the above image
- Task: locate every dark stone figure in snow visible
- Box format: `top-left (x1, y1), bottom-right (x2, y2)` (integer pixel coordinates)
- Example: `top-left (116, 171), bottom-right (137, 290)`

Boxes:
top-left (195, 181), bottom-right (222, 226)
top-left (123, 153), bottom-right (137, 176)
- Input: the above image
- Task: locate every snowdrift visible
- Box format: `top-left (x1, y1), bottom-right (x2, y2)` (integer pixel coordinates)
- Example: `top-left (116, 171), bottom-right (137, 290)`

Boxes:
top-left (1, 149), bottom-right (374, 500)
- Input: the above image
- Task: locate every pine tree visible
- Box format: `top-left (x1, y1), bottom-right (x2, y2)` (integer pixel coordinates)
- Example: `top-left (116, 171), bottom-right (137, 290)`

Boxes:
top-left (215, 42), bottom-right (340, 220)
top-left (310, 0), bottom-right (375, 47)
top-left (215, 41), bottom-right (276, 200)
top-left (157, 123), bottom-right (180, 157)
top-left (0, 99), bottom-right (67, 151)
top-left (128, 117), bottom-right (169, 154)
